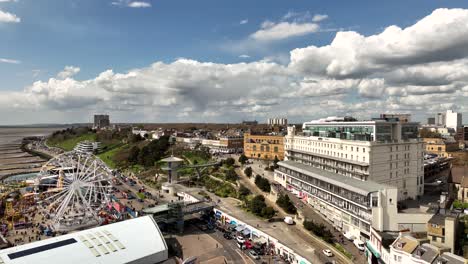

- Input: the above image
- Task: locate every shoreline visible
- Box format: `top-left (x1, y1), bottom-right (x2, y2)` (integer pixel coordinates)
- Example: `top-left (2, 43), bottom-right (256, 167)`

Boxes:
top-left (0, 127), bottom-right (62, 180)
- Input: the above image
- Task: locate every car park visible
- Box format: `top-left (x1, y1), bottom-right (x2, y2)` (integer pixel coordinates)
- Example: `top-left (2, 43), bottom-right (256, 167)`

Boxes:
top-left (323, 249), bottom-right (333, 257)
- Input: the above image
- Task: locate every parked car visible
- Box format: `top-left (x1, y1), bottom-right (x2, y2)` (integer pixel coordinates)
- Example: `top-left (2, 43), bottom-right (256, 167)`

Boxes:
top-left (223, 233), bottom-right (233, 240)
top-left (284, 216), bottom-right (294, 225)
top-left (237, 242), bottom-right (246, 250)
top-left (236, 236), bottom-right (245, 244)
top-left (248, 250), bottom-right (260, 260)
top-left (354, 239), bottom-right (365, 251)
top-left (323, 249), bottom-right (333, 257)
top-left (343, 232), bottom-right (355, 241)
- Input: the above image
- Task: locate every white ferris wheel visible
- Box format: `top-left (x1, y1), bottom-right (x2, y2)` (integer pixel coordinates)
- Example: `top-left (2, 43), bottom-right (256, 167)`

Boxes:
top-left (35, 151), bottom-right (113, 231)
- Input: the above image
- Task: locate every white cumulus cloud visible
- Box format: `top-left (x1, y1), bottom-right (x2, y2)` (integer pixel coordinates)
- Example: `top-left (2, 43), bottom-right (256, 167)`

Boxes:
top-left (312, 14), bottom-right (328, 22)
top-left (2, 8), bottom-right (468, 124)
top-left (57, 66), bottom-right (81, 79)
top-left (0, 9), bottom-right (20, 23)
top-left (250, 21), bottom-right (320, 42)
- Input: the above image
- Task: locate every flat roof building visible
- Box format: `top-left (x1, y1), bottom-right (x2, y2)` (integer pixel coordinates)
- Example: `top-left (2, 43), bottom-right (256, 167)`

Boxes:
top-left (0, 216), bottom-right (168, 264)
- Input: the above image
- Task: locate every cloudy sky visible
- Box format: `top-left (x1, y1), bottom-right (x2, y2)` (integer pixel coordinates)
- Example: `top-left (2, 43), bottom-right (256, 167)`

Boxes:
top-left (1, 0), bottom-right (468, 125)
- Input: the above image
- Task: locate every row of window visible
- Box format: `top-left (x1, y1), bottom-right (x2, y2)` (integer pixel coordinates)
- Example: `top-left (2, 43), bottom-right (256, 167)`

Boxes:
top-left (277, 167), bottom-right (370, 207)
top-left (250, 145), bottom-right (279, 152)
top-left (290, 139), bottom-right (368, 153)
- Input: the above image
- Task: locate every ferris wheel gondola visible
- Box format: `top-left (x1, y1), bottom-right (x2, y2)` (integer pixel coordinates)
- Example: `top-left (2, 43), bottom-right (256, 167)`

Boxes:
top-left (34, 151), bottom-right (113, 232)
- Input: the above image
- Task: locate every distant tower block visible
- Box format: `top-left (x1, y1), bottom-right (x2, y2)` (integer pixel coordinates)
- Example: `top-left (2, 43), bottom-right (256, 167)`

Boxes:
top-left (161, 156), bottom-right (184, 184)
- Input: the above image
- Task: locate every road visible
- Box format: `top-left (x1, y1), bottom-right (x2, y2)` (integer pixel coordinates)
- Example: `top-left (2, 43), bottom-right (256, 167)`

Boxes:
top-left (236, 155), bottom-right (365, 264)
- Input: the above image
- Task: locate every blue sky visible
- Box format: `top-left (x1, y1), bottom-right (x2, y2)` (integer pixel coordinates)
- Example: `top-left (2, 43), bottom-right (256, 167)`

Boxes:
top-left (1, 0), bottom-right (468, 124)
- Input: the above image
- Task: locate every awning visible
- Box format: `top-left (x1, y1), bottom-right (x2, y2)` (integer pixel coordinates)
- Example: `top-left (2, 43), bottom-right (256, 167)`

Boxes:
top-left (366, 241), bottom-right (381, 258)
top-left (229, 220), bottom-right (237, 225)
top-left (235, 225), bottom-right (245, 232)
top-left (242, 228), bottom-right (250, 236)
top-left (254, 236), bottom-right (268, 245)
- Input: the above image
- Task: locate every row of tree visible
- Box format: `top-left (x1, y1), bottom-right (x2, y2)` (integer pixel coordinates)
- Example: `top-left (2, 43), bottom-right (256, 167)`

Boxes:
top-left (127, 136), bottom-right (171, 167)
top-left (303, 220), bottom-right (335, 243)
top-left (248, 195), bottom-right (275, 219)
top-left (255, 175), bottom-right (271, 193)
top-left (276, 193), bottom-right (297, 214)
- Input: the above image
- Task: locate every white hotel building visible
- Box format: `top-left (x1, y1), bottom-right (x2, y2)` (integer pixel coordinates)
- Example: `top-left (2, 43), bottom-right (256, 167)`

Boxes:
top-left (274, 117), bottom-right (431, 240)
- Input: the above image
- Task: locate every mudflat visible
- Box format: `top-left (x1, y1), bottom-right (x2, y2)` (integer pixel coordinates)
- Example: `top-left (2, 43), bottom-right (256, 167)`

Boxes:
top-left (0, 127), bottom-right (63, 179)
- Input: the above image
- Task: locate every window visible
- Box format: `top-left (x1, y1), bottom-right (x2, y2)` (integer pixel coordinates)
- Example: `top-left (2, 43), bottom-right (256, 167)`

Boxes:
top-left (441, 237), bottom-right (445, 243)
top-left (253, 145), bottom-right (257, 151)
top-left (274, 146), bottom-right (278, 152)
top-left (432, 236), bottom-right (436, 241)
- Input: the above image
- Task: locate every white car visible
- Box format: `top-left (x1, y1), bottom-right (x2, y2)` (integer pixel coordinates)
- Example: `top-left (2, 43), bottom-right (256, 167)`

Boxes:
top-left (354, 239), bottom-right (366, 251)
top-left (248, 250), bottom-right (260, 260)
top-left (236, 236), bottom-right (245, 244)
top-left (323, 249), bottom-right (333, 257)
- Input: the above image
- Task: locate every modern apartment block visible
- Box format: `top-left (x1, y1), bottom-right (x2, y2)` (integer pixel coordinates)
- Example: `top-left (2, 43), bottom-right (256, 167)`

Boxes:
top-left (435, 110), bottom-right (462, 131)
top-left (267, 117), bottom-right (288, 126)
top-left (445, 110), bottom-right (463, 131)
top-left (93, 114), bottom-right (110, 129)
top-left (274, 117), bottom-right (432, 241)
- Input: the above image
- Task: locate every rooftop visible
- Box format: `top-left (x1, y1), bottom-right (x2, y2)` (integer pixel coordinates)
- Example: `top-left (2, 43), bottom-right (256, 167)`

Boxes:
top-left (0, 216), bottom-right (168, 264)
top-left (450, 167), bottom-right (468, 187)
top-left (278, 160), bottom-right (394, 196)
top-left (434, 252), bottom-right (467, 264)
top-left (391, 235), bottom-right (419, 254)
top-left (412, 243), bottom-right (439, 263)
top-left (160, 156), bottom-right (184, 162)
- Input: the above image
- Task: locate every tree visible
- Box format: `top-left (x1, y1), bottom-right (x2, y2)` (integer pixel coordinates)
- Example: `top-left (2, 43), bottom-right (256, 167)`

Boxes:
top-left (225, 169), bottom-right (238, 182)
top-left (255, 175), bottom-right (271, 193)
top-left (419, 128), bottom-right (442, 138)
top-left (273, 156), bottom-right (280, 169)
top-left (238, 185), bottom-right (251, 199)
top-left (128, 146), bottom-right (140, 164)
top-left (238, 154), bottom-right (248, 165)
top-left (244, 167), bottom-right (253, 178)
top-left (261, 206), bottom-right (275, 218)
top-left (276, 193), bottom-right (297, 214)
top-left (249, 195), bottom-right (267, 215)
top-left (225, 157), bottom-right (235, 166)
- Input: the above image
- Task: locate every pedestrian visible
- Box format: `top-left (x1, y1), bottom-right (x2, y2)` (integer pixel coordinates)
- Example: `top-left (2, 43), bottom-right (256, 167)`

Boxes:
top-left (216, 243), bottom-right (218, 248)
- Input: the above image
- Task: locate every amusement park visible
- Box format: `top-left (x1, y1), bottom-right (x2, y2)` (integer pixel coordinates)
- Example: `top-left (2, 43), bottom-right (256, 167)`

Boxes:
top-left (0, 150), bottom-right (156, 247)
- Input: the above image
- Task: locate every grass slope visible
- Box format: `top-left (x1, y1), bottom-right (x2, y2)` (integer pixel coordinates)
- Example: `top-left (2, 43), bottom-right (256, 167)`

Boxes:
top-left (47, 133), bottom-right (97, 151)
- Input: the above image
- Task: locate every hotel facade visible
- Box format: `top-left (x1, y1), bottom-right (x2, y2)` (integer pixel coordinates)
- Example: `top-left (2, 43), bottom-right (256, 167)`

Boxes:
top-left (274, 117), bottom-right (430, 241)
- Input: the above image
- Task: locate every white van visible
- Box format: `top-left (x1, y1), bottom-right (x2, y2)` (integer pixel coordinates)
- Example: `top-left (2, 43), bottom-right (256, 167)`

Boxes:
top-left (354, 239), bottom-right (365, 251)
top-left (284, 216), bottom-right (294, 225)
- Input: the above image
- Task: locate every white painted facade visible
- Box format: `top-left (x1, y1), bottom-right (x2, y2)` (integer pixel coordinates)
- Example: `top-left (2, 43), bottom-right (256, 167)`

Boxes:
top-left (284, 125), bottom-right (424, 199)
top-left (445, 110), bottom-right (462, 131)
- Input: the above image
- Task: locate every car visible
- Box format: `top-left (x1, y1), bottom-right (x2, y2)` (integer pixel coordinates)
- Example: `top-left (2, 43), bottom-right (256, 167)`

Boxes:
top-left (236, 236), bottom-right (245, 244)
top-left (323, 249), bottom-right (333, 257)
top-left (223, 233), bottom-right (232, 239)
top-left (354, 239), bottom-right (366, 251)
top-left (237, 243), bottom-right (246, 250)
top-left (248, 250), bottom-right (260, 260)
